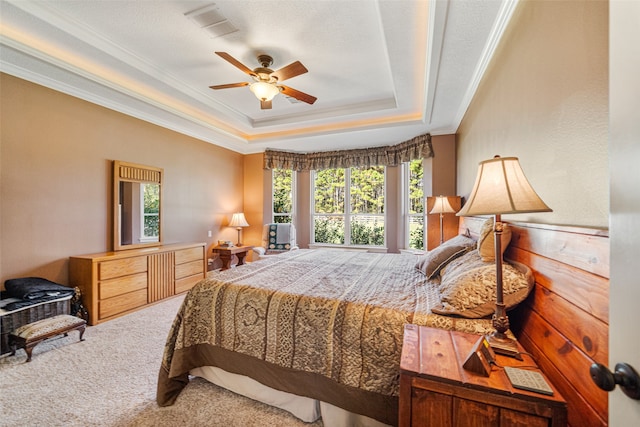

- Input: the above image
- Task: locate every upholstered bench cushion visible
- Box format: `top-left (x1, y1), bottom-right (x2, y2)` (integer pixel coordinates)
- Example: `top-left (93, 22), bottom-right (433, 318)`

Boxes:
top-left (13, 314), bottom-right (85, 339)
top-left (10, 314), bottom-right (86, 362)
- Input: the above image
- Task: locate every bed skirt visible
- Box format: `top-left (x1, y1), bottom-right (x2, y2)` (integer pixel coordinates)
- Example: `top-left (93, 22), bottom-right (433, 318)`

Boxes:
top-left (190, 365), bottom-right (390, 427)
top-left (157, 343), bottom-right (398, 425)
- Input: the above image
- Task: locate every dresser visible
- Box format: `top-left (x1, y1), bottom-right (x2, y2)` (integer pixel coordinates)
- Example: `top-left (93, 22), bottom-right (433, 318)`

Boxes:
top-left (69, 243), bottom-right (206, 325)
top-left (399, 325), bottom-right (567, 427)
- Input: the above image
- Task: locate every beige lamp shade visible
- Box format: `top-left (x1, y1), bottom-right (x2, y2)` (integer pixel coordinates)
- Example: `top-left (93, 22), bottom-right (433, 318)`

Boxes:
top-left (457, 156), bottom-right (552, 216)
top-left (429, 196), bottom-right (457, 215)
top-left (229, 212), bottom-right (249, 228)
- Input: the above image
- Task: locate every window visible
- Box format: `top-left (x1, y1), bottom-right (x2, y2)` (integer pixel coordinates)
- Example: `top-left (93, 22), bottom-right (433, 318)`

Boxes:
top-left (140, 183), bottom-right (160, 242)
top-left (312, 166), bottom-right (385, 246)
top-left (406, 159), bottom-right (425, 250)
top-left (272, 169), bottom-right (294, 223)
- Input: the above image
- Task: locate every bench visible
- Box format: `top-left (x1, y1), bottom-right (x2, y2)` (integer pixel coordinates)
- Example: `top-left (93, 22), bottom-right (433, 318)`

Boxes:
top-left (9, 314), bottom-right (86, 362)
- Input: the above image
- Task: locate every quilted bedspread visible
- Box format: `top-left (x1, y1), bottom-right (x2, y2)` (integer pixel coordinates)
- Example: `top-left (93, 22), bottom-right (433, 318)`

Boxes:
top-left (157, 249), bottom-right (494, 424)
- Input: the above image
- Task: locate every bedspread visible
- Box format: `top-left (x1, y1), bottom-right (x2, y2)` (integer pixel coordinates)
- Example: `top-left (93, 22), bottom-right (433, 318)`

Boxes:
top-left (158, 249), bottom-right (494, 424)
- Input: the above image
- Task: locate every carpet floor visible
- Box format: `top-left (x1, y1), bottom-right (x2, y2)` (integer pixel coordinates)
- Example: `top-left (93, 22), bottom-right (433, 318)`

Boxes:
top-left (0, 295), bottom-right (323, 426)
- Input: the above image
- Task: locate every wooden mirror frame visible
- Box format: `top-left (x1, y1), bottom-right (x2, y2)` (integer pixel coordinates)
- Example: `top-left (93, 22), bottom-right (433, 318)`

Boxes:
top-left (113, 160), bottom-right (164, 251)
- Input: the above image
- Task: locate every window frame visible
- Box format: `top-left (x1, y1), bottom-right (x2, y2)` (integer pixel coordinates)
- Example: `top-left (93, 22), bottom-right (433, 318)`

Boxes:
top-left (404, 159), bottom-right (426, 251)
top-left (311, 166), bottom-right (386, 248)
top-left (272, 168), bottom-right (296, 224)
top-left (139, 183), bottom-right (160, 243)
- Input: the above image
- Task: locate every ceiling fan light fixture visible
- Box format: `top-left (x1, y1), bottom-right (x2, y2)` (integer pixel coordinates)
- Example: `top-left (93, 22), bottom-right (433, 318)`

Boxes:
top-left (250, 81), bottom-right (280, 102)
top-left (211, 52), bottom-right (316, 107)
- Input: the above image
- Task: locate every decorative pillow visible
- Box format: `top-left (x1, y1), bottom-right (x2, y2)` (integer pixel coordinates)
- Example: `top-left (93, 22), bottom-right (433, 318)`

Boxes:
top-left (415, 235), bottom-right (476, 279)
top-left (477, 217), bottom-right (512, 262)
top-left (432, 250), bottom-right (534, 318)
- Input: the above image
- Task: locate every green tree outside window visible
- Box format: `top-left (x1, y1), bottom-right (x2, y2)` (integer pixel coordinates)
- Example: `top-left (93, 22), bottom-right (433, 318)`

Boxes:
top-left (313, 167), bottom-right (385, 246)
top-left (408, 159), bottom-right (424, 250)
top-left (142, 183), bottom-right (160, 238)
top-left (273, 169), bottom-right (294, 223)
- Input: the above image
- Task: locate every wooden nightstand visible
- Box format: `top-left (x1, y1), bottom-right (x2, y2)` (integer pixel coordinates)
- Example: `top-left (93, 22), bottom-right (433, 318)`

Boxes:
top-left (399, 325), bottom-right (567, 427)
top-left (212, 245), bottom-right (253, 270)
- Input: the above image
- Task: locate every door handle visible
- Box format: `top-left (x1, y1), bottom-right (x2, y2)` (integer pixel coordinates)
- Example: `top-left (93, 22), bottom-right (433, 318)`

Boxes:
top-left (590, 362), bottom-right (640, 400)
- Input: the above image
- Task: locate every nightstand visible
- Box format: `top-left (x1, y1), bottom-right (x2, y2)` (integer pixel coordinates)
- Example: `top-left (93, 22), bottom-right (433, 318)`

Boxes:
top-left (399, 325), bottom-right (567, 427)
top-left (212, 245), bottom-right (253, 270)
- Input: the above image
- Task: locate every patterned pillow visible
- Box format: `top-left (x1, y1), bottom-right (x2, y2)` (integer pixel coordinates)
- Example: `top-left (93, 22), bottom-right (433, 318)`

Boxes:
top-left (415, 235), bottom-right (476, 279)
top-left (432, 250), bottom-right (534, 318)
top-left (477, 217), bottom-right (512, 262)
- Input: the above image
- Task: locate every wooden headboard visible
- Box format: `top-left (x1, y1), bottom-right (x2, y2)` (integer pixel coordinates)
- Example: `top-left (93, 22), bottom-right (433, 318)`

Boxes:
top-left (460, 217), bottom-right (609, 427)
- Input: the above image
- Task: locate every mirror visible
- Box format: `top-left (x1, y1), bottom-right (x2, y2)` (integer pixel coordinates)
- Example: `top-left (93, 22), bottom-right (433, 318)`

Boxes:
top-left (113, 160), bottom-right (163, 251)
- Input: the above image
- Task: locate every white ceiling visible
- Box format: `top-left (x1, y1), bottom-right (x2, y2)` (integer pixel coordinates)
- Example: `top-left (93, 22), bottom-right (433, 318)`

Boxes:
top-left (0, 0), bottom-right (517, 154)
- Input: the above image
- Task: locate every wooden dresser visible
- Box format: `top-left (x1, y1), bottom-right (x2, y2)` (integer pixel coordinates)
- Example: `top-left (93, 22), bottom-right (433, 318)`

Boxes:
top-left (399, 324), bottom-right (567, 427)
top-left (69, 243), bottom-right (206, 325)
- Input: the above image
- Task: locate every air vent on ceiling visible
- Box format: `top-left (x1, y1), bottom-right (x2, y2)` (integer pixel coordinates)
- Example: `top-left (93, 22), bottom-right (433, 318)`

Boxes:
top-left (185, 3), bottom-right (238, 39)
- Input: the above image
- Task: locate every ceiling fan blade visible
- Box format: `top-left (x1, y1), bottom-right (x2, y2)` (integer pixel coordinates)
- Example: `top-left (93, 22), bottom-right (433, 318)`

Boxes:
top-left (215, 52), bottom-right (256, 77)
top-left (260, 100), bottom-right (272, 110)
top-left (271, 61), bottom-right (308, 82)
top-left (280, 85), bottom-right (317, 105)
top-left (209, 82), bottom-right (250, 90)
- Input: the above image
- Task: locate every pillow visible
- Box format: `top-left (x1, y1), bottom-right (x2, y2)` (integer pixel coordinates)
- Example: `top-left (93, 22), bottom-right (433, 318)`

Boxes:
top-left (477, 217), bottom-right (512, 262)
top-left (431, 250), bottom-right (534, 318)
top-left (415, 235), bottom-right (476, 279)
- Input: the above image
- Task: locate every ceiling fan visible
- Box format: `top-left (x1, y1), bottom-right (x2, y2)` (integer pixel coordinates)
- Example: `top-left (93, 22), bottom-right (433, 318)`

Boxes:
top-left (209, 52), bottom-right (317, 110)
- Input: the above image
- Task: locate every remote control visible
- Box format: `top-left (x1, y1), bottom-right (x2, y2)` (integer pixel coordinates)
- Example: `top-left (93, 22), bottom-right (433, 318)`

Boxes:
top-left (504, 366), bottom-right (554, 396)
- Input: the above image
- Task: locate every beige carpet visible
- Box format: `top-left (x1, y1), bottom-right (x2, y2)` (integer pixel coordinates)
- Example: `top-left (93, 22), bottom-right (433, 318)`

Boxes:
top-left (0, 295), bottom-right (323, 426)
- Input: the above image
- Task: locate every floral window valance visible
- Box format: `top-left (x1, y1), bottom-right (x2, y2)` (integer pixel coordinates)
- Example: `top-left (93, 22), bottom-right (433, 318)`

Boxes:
top-left (263, 133), bottom-right (433, 171)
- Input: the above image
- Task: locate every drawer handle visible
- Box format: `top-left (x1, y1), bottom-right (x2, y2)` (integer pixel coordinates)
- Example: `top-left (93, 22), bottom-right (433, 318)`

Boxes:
top-left (590, 362), bottom-right (640, 400)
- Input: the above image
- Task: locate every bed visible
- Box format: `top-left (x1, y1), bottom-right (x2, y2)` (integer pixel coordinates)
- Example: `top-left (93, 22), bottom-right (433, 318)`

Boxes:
top-left (158, 231), bottom-right (534, 426)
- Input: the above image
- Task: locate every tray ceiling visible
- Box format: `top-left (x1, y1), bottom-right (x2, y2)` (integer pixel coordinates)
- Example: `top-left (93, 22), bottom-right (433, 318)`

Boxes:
top-left (0, 0), bottom-right (517, 154)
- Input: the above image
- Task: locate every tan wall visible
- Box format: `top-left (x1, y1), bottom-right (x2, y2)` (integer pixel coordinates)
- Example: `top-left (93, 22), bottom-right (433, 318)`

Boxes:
top-left (295, 170), bottom-right (312, 248)
top-left (0, 73), bottom-right (244, 289)
top-left (457, 0), bottom-right (608, 228)
top-left (242, 153), bottom-right (265, 247)
top-left (427, 134), bottom-right (456, 197)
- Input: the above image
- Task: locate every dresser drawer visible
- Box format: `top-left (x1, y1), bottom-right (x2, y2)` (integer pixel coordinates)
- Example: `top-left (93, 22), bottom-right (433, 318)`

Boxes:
top-left (175, 259), bottom-right (204, 279)
top-left (175, 274), bottom-right (203, 294)
top-left (99, 272), bottom-right (147, 300)
top-left (99, 256), bottom-right (147, 280)
top-left (99, 288), bottom-right (148, 319)
top-left (175, 247), bottom-right (203, 264)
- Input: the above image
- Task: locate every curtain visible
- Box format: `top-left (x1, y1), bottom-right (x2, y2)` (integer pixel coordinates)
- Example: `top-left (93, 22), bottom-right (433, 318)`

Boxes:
top-left (263, 133), bottom-right (433, 171)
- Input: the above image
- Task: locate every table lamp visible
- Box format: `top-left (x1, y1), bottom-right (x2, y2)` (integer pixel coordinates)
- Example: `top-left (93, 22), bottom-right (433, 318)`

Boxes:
top-left (457, 156), bottom-right (551, 357)
top-left (228, 212), bottom-right (249, 246)
top-left (429, 196), bottom-right (457, 245)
